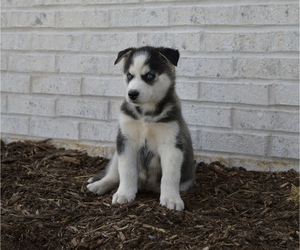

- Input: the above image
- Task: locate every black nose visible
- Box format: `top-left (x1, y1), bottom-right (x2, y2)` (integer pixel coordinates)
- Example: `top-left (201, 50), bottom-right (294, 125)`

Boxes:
top-left (128, 90), bottom-right (139, 100)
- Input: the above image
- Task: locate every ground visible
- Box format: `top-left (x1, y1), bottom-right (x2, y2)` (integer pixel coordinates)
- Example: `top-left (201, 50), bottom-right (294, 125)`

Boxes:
top-left (1, 139), bottom-right (299, 250)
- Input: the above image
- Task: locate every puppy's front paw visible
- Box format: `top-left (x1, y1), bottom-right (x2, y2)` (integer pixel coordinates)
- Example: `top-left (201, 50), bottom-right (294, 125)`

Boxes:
top-left (87, 180), bottom-right (111, 196)
top-left (160, 196), bottom-right (184, 211)
top-left (112, 192), bottom-right (135, 204)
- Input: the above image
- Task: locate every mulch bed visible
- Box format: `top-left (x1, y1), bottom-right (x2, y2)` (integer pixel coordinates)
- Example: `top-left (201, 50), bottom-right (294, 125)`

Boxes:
top-left (1, 139), bottom-right (299, 250)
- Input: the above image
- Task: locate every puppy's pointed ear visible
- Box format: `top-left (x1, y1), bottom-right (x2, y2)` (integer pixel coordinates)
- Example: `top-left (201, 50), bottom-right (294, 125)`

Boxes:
top-left (114, 48), bottom-right (134, 65)
top-left (158, 48), bottom-right (180, 66)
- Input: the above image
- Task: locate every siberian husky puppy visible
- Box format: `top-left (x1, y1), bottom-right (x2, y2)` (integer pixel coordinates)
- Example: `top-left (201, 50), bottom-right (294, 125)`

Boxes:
top-left (87, 46), bottom-right (195, 211)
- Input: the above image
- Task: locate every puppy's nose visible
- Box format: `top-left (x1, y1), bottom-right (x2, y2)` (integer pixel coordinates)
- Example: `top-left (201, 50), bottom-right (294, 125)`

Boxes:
top-left (128, 90), bottom-right (139, 100)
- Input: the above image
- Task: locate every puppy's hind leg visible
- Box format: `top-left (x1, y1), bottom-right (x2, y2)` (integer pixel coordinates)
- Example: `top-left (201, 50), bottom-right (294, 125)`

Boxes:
top-left (87, 152), bottom-right (119, 195)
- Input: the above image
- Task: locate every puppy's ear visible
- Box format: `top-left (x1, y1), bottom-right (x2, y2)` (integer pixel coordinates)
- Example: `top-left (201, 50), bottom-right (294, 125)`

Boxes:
top-left (114, 48), bottom-right (134, 65)
top-left (158, 48), bottom-right (180, 66)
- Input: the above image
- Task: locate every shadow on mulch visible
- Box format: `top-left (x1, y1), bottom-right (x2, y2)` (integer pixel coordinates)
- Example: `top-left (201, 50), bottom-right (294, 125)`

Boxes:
top-left (1, 139), bottom-right (299, 250)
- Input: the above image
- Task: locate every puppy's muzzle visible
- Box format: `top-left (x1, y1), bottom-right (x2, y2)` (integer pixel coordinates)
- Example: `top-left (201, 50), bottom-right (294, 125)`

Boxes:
top-left (128, 90), bottom-right (139, 101)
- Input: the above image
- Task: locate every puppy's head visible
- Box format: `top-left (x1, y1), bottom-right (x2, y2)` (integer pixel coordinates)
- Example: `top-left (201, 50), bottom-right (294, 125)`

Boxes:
top-left (114, 46), bottom-right (179, 106)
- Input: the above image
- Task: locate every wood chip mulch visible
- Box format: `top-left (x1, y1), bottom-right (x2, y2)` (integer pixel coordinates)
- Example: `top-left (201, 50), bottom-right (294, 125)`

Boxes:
top-left (1, 139), bottom-right (299, 250)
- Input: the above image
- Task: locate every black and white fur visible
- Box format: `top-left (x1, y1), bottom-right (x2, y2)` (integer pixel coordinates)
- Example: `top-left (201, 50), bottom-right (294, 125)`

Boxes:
top-left (87, 46), bottom-right (195, 211)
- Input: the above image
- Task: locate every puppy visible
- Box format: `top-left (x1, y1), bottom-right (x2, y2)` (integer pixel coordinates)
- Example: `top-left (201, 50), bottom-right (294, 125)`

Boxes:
top-left (87, 46), bottom-right (195, 211)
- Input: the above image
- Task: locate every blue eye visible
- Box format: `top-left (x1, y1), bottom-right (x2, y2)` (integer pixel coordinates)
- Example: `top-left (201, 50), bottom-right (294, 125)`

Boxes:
top-left (127, 73), bottom-right (133, 81)
top-left (145, 72), bottom-right (155, 80)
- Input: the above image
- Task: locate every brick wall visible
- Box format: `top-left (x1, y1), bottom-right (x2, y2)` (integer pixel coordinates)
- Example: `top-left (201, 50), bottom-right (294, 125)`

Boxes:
top-left (1, 0), bottom-right (299, 171)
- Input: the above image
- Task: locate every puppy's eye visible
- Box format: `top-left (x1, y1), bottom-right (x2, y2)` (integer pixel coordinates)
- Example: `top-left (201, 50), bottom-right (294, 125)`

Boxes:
top-left (127, 73), bottom-right (133, 81)
top-left (145, 72), bottom-right (155, 80)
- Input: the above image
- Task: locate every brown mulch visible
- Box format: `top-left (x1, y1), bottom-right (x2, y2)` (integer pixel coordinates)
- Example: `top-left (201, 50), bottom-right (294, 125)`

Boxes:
top-left (1, 139), bottom-right (299, 250)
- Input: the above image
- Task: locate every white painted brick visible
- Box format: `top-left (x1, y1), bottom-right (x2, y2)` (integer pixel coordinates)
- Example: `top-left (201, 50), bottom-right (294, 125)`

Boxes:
top-left (30, 117), bottom-right (78, 140)
top-left (1, 74), bottom-right (30, 93)
top-left (8, 95), bottom-right (55, 116)
top-left (82, 78), bottom-right (125, 97)
top-left (57, 55), bottom-right (108, 74)
top-left (1, 54), bottom-right (8, 71)
top-left (273, 31), bottom-right (299, 52)
top-left (234, 109), bottom-right (299, 133)
top-left (271, 84), bottom-right (299, 106)
top-left (1, 33), bottom-right (32, 50)
top-left (178, 58), bottom-right (233, 78)
top-left (176, 80), bottom-right (198, 101)
top-left (200, 130), bottom-right (268, 156)
top-left (189, 129), bottom-right (199, 150)
top-left (139, 33), bottom-right (201, 51)
top-left (1, 12), bottom-right (55, 28)
top-left (56, 10), bottom-right (109, 28)
top-left (182, 104), bottom-right (231, 128)
top-left (271, 135), bottom-right (299, 159)
top-left (32, 34), bottom-right (82, 51)
top-left (1, 95), bottom-right (7, 113)
top-left (2, 0), bottom-right (36, 7)
top-left (111, 8), bottom-right (169, 27)
top-left (39, 0), bottom-right (139, 5)
top-left (110, 99), bottom-right (123, 120)
top-left (238, 4), bottom-right (299, 25)
top-left (204, 33), bottom-right (272, 52)
top-left (80, 121), bottom-right (118, 142)
top-left (56, 98), bottom-right (108, 120)
top-left (228, 158), bottom-right (292, 172)
top-left (9, 54), bottom-right (55, 73)
top-left (237, 59), bottom-right (299, 80)
top-left (200, 82), bottom-right (269, 105)
top-left (172, 6), bottom-right (236, 25)
top-left (1, 115), bottom-right (29, 135)
top-left (32, 76), bottom-right (81, 95)
top-left (83, 34), bottom-right (138, 52)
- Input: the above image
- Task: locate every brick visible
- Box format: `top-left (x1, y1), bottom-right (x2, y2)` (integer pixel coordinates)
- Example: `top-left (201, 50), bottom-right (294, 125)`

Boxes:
top-left (1, 33), bottom-right (32, 50)
top-left (1, 95), bottom-right (7, 113)
top-left (189, 129), bottom-right (199, 150)
top-left (56, 10), bottom-right (109, 28)
top-left (1, 54), bottom-right (8, 71)
top-left (57, 55), bottom-right (108, 74)
top-left (228, 158), bottom-right (275, 172)
top-left (178, 58), bottom-right (233, 78)
top-left (182, 104), bottom-right (231, 128)
top-left (271, 135), bottom-right (299, 159)
top-left (82, 78), bottom-right (124, 97)
top-left (271, 84), bottom-right (299, 106)
top-left (239, 4), bottom-right (299, 25)
top-left (30, 117), bottom-right (78, 140)
top-left (1, 74), bottom-right (30, 93)
top-left (204, 33), bottom-right (272, 52)
top-left (234, 109), bottom-right (299, 133)
top-left (56, 98), bottom-right (108, 120)
top-left (176, 80), bottom-right (198, 101)
top-left (2, 0), bottom-right (36, 7)
top-left (8, 95), bottom-right (55, 116)
top-left (237, 59), bottom-right (299, 80)
top-left (111, 8), bottom-right (169, 27)
top-left (1, 11), bottom-right (55, 28)
top-left (9, 54), bottom-right (55, 73)
top-left (200, 82), bottom-right (269, 105)
top-left (32, 34), bottom-right (82, 51)
top-left (110, 99), bottom-right (123, 120)
top-left (83, 34), bottom-right (137, 52)
top-left (32, 76), bottom-right (81, 95)
top-left (80, 121), bottom-right (118, 142)
top-left (200, 130), bottom-right (268, 156)
top-left (172, 6), bottom-right (236, 25)
top-left (39, 0), bottom-right (139, 5)
top-left (139, 33), bottom-right (201, 51)
top-left (1, 115), bottom-right (29, 135)
top-left (273, 31), bottom-right (299, 52)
